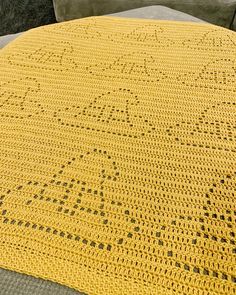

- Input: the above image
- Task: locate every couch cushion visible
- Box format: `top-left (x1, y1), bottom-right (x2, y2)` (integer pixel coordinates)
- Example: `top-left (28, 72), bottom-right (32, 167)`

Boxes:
top-left (53, 0), bottom-right (236, 28)
top-left (0, 33), bottom-right (22, 49)
top-left (110, 5), bottom-right (206, 22)
top-left (0, 268), bottom-right (84, 295)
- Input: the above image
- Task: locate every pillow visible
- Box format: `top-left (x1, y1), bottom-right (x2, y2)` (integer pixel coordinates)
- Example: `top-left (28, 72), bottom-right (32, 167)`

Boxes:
top-left (53, 0), bottom-right (236, 28)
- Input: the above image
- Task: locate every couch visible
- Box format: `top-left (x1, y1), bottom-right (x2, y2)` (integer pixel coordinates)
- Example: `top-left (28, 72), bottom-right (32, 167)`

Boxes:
top-left (0, 0), bottom-right (235, 36)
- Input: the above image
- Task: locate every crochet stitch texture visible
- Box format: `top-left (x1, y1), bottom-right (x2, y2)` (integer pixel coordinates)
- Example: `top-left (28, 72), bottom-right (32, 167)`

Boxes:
top-left (0, 16), bottom-right (235, 295)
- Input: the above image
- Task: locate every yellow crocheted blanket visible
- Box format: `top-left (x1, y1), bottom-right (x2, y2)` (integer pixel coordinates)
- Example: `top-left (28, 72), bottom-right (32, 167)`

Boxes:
top-left (0, 16), bottom-right (235, 295)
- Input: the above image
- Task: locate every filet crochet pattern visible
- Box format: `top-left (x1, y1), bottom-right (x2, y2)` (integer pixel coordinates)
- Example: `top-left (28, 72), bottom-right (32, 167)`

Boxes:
top-left (0, 16), bottom-right (235, 295)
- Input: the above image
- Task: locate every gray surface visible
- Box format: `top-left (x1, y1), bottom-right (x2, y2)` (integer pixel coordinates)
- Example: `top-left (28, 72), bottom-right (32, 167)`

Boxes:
top-left (0, 268), bottom-right (84, 295)
top-left (0, 6), bottom-right (206, 295)
top-left (110, 5), bottom-right (206, 22)
top-left (0, 33), bottom-right (22, 49)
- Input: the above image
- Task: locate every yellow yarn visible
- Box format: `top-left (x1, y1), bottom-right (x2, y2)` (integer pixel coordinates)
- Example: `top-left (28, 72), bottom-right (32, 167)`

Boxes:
top-left (0, 16), bottom-right (235, 295)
